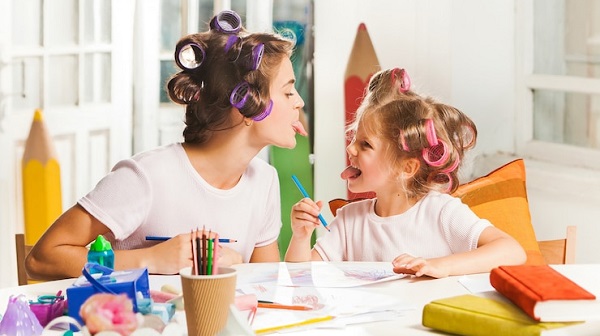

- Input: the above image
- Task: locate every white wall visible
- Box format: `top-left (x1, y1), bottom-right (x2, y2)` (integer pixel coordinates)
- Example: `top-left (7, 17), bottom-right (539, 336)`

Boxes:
top-left (313, 0), bottom-right (600, 263)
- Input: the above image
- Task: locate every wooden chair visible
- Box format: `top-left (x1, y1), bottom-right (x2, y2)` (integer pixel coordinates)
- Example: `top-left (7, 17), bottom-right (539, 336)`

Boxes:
top-left (328, 199), bottom-right (577, 265)
top-left (15, 233), bottom-right (33, 286)
top-left (538, 226), bottom-right (577, 264)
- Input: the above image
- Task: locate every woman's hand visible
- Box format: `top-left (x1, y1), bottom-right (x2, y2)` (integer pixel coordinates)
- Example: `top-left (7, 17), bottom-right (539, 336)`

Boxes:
top-left (391, 253), bottom-right (449, 279)
top-left (217, 246), bottom-right (243, 266)
top-left (145, 233), bottom-right (194, 274)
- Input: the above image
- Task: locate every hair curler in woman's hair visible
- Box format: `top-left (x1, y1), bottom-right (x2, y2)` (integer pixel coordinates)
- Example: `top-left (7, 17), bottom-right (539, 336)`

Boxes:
top-left (230, 82), bottom-right (250, 109)
top-left (229, 81), bottom-right (273, 121)
top-left (210, 10), bottom-right (242, 34)
top-left (252, 100), bottom-right (273, 121)
top-left (175, 43), bottom-right (206, 71)
top-left (247, 43), bottom-right (265, 71)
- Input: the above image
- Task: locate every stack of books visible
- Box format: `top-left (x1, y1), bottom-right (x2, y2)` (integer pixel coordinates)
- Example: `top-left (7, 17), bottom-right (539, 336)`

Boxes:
top-left (422, 265), bottom-right (600, 336)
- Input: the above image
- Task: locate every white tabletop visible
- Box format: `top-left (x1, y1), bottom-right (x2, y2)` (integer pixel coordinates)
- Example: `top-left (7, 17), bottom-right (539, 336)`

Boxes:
top-left (1, 263), bottom-right (598, 335)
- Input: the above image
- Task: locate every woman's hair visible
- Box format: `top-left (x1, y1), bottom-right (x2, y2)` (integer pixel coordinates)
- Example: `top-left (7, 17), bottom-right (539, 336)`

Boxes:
top-left (166, 10), bottom-right (295, 144)
top-left (347, 68), bottom-right (477, 197)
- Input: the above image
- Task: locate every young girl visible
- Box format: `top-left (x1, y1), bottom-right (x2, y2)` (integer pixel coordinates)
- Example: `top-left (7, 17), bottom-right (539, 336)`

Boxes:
top-left (26, 10), bottom-right (307, 280)
top-left (285, 68), bottom-right (526, 278)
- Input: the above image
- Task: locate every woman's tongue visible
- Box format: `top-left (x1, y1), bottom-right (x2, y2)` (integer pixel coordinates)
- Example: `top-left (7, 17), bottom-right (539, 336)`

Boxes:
top-left (292, 121), bottom-right (308, 136)
top-left (341, 166), bottom-right (361, 180)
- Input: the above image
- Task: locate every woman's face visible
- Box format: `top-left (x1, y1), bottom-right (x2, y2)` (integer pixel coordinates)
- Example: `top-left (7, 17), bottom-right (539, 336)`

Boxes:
top-left (252, 57), bottom-right (306, 149)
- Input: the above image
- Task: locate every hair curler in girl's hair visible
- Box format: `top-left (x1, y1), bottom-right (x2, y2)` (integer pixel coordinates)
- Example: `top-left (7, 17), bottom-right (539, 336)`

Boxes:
top-left (210, 10), bottom-right (242, 34)
top-left (175, 43), bottom-right (206, 71)
top-left (421, 119), bottom-right (450, 167)
top-left (391, 68), bottom-right (411, 93)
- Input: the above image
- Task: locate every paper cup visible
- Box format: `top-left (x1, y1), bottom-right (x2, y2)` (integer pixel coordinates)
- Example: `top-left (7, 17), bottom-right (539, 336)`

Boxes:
top-left (180, 267), bottom-right (237, 336)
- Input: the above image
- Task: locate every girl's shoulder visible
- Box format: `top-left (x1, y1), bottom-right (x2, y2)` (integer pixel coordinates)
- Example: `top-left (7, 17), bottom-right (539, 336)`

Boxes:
top-left (336, 198), bottom-right (375, 215)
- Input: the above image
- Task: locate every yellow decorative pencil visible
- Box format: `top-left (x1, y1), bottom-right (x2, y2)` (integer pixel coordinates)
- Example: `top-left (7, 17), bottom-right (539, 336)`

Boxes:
top-left (22, 109), bottom-right (62, 246)
top-left (254, 315), bottom-right (334, 334)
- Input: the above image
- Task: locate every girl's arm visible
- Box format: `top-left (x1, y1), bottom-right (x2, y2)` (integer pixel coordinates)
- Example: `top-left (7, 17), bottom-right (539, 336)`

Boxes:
top-left (284, 198), bottom-right (324, 262)
top-left (26, 204), bottom-right (195, 280)
top-left (392, 226), bottom-right (526, 278)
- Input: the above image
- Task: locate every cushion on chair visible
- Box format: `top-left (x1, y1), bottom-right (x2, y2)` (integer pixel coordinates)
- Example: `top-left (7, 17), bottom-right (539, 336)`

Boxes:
top-left (452, 159), bottom-right (545, 265)
top-left (328, 159), bottom-right (545, 265)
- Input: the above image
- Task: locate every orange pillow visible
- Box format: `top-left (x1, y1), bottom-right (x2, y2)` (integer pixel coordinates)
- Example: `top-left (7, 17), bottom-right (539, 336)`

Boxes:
top-left (329, 159), bottom-right (544, 265)
top-left (452, 159), bottom-right (545, 265)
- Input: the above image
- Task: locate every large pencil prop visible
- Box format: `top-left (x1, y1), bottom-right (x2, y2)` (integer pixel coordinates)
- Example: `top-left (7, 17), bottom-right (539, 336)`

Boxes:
top-left (22, 109), bottom-right (62, 246)
top-left (344, 23), bottom-right (380, 200)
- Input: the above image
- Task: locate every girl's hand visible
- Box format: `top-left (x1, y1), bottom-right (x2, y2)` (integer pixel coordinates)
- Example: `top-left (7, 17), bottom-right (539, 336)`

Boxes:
top-left (391, 253), bottom-right (449, 279)
top-left (290, 198), bottom-right (323, 240)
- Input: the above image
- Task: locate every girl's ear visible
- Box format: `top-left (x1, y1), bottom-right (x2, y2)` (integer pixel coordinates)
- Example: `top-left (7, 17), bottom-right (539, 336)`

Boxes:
top-left (401, 158), bottom-right (420, 179)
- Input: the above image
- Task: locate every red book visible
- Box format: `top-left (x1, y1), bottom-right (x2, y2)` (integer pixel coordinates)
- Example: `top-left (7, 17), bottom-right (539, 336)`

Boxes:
top-left (490, 265), bottom-right (598, 322)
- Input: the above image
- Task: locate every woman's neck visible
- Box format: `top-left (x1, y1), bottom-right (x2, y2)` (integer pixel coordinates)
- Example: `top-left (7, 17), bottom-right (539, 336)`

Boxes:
top-left (182, 126), bottom-right (262, 190)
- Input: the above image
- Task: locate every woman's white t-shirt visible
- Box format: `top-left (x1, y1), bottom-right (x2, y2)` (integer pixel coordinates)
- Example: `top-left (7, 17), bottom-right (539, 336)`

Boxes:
top-left (78, 143), bottom-right (281, 263)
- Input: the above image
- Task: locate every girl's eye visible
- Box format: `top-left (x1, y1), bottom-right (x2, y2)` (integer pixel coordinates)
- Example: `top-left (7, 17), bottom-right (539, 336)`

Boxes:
top-left (360, 141), bottom-right (372, 149)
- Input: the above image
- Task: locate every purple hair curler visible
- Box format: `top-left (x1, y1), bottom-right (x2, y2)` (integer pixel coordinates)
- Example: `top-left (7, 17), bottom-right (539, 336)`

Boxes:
top-left (248, 44), bottom-right (264, 71)
top-left (210, 10), bottom-right (242, 34)
top-left (225, 35), bottom-right (241, 53)
top-left (252, 100), bottom-right (273, 121)
top-left (176, 43), bottom-right (205, 70)
top-left (230, 82), bottom-right (250, 109)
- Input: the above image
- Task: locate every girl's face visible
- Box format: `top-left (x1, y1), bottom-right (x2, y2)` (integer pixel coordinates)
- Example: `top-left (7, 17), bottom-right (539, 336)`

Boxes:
top-left (253, 57), bottom-right (306, 148)
top-left (344, 117), bottom-right (395, 194)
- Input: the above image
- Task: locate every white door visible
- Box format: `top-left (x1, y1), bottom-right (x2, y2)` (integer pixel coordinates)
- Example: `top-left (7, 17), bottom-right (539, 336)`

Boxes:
top-left (0, 0), bottom-right (135, 287)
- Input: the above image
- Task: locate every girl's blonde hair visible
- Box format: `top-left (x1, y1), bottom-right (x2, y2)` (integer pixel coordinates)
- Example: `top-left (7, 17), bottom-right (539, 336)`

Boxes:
top-left (346, 68), bottom-right (477, 197)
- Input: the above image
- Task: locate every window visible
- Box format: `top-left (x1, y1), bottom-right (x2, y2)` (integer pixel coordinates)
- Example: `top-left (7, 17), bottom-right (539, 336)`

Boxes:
top-left (517, 0), bottom-right (600, 169)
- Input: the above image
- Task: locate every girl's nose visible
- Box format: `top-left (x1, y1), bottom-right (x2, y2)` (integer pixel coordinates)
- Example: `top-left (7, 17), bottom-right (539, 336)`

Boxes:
top-left (346, 142), bottom-right (357, 157)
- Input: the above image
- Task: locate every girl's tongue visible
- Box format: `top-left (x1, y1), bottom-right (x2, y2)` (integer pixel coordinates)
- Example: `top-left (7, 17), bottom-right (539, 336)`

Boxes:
top-left (341, 166), bottom-right (361, 180)
top-left (292, 121), bottom-right (308, 136)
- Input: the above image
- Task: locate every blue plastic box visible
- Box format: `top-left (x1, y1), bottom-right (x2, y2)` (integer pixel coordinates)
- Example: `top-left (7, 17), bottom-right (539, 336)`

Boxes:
top-left (66, 265), bottom-right (150, 325)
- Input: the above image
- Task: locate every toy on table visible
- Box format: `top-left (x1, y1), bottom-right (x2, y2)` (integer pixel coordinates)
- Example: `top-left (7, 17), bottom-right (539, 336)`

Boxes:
top-left (28, 290), bottom-right (67, 327)
top-left (0, 294), bottom-right (43, 336)
top-left (87, 235), bottom-right (115, 272)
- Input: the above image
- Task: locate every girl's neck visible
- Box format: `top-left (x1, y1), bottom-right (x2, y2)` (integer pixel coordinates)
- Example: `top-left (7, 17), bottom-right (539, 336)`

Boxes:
top-left (373, 193), bottom-right (420, 217)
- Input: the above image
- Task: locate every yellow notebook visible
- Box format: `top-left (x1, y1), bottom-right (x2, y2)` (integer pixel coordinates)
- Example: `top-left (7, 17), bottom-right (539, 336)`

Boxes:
top-left (422, 294), bottom-right (578, 336)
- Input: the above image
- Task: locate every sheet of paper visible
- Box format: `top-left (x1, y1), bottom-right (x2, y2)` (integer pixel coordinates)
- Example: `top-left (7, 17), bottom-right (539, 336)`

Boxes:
top-left (236, 262), bottom-right (405, 288)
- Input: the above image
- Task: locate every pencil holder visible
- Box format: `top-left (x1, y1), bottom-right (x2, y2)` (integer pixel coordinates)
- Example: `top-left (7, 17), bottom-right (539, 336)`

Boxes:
top-left (180, 266), bottom-right (237, 336)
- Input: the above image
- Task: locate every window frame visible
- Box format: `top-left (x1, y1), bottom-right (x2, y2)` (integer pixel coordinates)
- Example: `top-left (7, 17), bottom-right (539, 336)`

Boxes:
top-left (516, 0), bottom-right (600, 170)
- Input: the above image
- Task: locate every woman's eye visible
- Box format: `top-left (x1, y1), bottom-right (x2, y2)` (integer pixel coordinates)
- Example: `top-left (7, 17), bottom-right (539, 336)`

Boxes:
top-left (285, 92), bottom-right (294, 97)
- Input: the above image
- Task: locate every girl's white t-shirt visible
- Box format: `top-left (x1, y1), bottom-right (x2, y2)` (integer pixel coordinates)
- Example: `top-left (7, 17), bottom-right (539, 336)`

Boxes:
top-left (78, 143), bottom-right (282, 263)
top-left (313, 192), bottom-right (491, 262)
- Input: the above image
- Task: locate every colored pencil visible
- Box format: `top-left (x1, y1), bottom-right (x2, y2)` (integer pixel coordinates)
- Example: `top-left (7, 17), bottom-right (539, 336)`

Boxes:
top-left (202, 232), bottom-right (207, 275)
top-left (257, 302), bottom-right (313, 311)
top-left (344, 23), bottom-right (379, 200)
top-left (207, 235), bottom-right (213, 275)
top-left (145, 236), bottom-right (237, 243)
top-left (291, 175), bottom-right (330, 231)
top-left (254, 315), bottom-right (334, 334)
top-left (213, 233), bottom-right (219, 275)
top-left (22, 109), bottom-right (63, 246)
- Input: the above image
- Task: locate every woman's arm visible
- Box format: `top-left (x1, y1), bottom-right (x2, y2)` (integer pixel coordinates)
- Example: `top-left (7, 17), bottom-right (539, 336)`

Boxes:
top-left (26, 204), bottom-right (195, 280)
top-left (249, 241), bottom-right (280, 262)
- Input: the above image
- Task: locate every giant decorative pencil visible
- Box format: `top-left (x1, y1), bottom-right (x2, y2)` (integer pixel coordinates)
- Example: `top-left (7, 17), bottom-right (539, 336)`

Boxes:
top-left (344, 23), bottom-right (380, 200)
top-left (22, 109), bottom-right (62, 246)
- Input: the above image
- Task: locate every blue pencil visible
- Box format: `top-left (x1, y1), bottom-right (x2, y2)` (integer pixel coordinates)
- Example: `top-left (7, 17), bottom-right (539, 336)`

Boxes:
top-left (291, 175), bottom-right (330, 231)
top-left (146, 236), bottom-right (237, 243)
